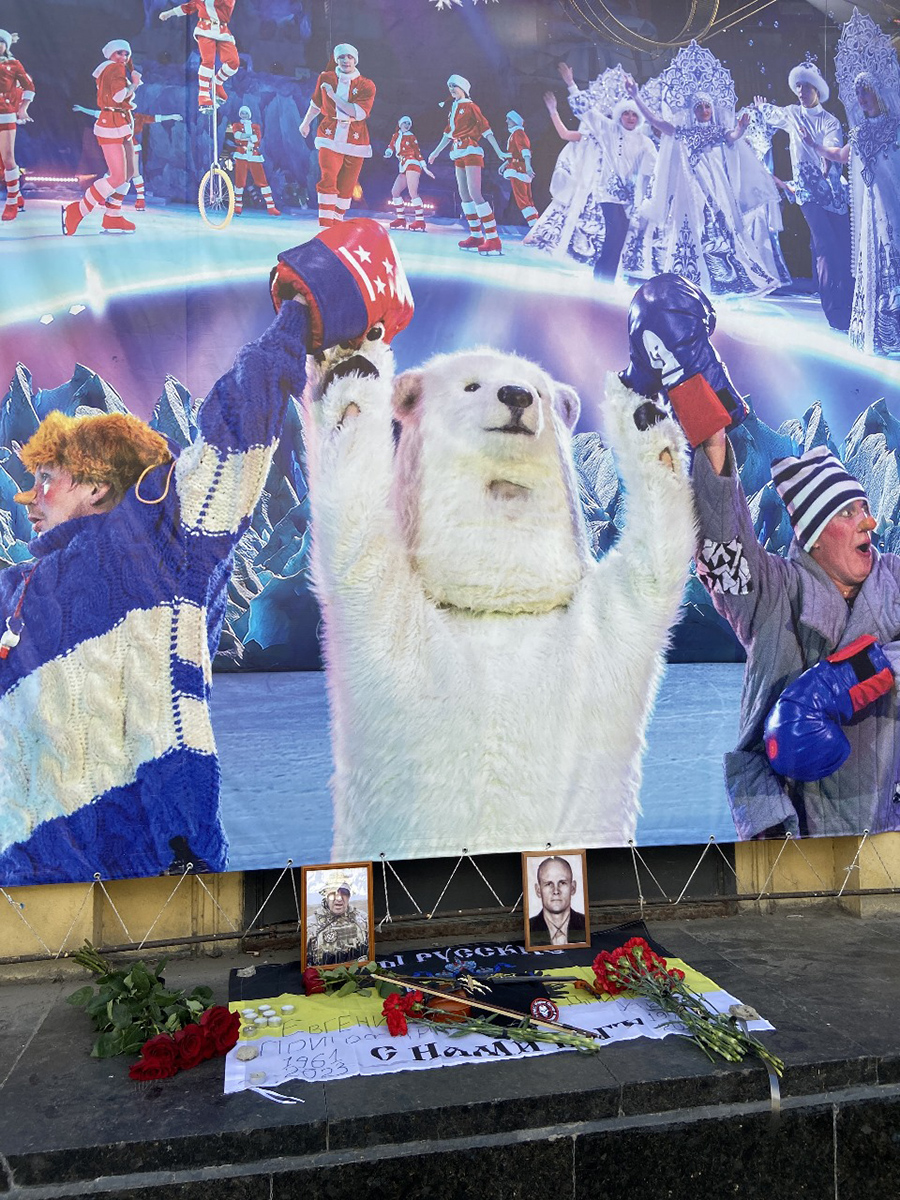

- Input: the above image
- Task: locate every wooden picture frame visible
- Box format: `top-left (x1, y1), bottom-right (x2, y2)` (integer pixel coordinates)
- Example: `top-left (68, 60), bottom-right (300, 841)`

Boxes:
top-left (521, 850), bottom-right (590, 951)
top-left (301, 861), bottom-right (374, 972)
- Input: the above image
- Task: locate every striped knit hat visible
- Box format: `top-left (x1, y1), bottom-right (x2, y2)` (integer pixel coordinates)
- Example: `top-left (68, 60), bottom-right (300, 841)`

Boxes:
top-left (771, 447), bottom-right (867, 552)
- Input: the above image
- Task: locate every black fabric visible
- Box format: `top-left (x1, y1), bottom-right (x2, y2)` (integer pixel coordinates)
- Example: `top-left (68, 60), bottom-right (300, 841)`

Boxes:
top-left (229, 920), bottom-right (670, 1004)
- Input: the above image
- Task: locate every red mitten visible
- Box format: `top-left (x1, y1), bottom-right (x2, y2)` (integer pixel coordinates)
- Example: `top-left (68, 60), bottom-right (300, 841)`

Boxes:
top-left (270, 218), bottom-right (414, 351)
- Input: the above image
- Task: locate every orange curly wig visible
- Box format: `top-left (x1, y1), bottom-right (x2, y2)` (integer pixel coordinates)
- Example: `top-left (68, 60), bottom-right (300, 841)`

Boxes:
top-left (19, 412), bottom-right (172, 506)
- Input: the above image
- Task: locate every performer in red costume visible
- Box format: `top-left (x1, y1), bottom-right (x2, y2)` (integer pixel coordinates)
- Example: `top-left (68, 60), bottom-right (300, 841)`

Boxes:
top-left (73, 102), bottom-right (183, 212)
top-left (501, 110), bottom-right (538, 229)
top-left (159, 0), bottom-right (239, 112)
top-left (0, 29), bottom-right (34, 223)
top-left (0, 84), bottom-right (25, 213)
top-left (62, 40), bottom-right (140, 236)
top-left (428, 74), bottom-right (508, 255)
top-left (227, 104), bottom-right (280, 215)
top-left (300, 43), bottom-right (375, 227)
top-left (384, 115), bottom-right (433, 231)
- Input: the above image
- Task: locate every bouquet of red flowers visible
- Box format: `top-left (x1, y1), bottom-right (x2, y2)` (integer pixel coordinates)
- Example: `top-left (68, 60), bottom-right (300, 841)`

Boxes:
top-left (129, 1006), bottom-right (240, 1080)
top-left (592, 937), bottom-right (783, 1076)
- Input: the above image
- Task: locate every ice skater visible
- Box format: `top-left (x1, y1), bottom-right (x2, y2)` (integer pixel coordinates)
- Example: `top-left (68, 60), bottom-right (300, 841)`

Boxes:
top-left (428, 74), bottom-right (508, 255)
top-left (620, 45), bottom-right (787, 298)
top-left (384, 115), bottom-right (433, 231)
top-left (555, 64), bottom-right (657, 281)
top-left (803, 13), bottom-right (900, 356)
top-left (523, 89), bottom-right (604, 267)
top-left (0, 29), bottom-right (34, 223)
top-left (73, 101), bottom-right (183, 212)
top-left (753, 54), bottom-right (852, 330)
top-left (63, 40), bottom-right (140, 236)
top-left (501, 110), bottom-right (539, 230)
top-left (300, 43), bottom-right (376, 227)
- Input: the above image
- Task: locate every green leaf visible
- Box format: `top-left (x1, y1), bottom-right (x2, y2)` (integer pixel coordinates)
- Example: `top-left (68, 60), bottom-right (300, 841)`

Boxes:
top-left (377, 982), bottom-right (403, 999)
top-left (109, 1002), bottom-right (133, 1030)
top-left (120, 1027), bottom-right (146, 1055)
top-left (92, 1030), bottom-right (123, 1059)
top-left (66, 986), bottom-right (94, 1008)
top-left (335, 981), bottom-right (359, 998)
top-left (190, 985), bottom-right (213, 1003)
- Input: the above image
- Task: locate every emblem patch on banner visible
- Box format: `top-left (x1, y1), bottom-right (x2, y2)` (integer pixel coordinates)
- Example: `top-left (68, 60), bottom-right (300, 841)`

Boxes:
top-left (696, 538), bottom-right (752, 595)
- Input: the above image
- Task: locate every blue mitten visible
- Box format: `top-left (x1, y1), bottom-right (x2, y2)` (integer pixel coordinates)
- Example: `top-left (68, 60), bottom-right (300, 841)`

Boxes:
top-left (619, 273), bottom-right (748, 446)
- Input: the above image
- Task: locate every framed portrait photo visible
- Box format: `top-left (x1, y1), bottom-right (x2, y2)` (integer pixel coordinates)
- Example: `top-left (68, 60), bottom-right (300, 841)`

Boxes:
top-left (301, 861), bottom-right (374, 972)
top-left (522, 850), bottom-right (590, 952)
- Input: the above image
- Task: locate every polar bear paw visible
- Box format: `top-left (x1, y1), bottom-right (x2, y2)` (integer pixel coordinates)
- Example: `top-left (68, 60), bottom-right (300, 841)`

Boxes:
top-left (601, 372), bottom-right (689, 479)
top-left (306, 336), bottom-right (395, 433)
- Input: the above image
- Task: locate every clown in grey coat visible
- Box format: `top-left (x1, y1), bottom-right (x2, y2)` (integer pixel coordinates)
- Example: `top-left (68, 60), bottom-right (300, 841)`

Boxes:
top-left (693, 435), bottom-right (900, 840)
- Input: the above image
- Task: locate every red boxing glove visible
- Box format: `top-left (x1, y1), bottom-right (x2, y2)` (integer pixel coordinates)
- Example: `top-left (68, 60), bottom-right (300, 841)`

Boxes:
top-left (270, 219), bottom-right (415, 352)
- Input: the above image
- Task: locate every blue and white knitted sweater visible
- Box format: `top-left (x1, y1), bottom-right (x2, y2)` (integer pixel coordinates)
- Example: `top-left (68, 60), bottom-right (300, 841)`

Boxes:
top-left (0, 302), bottom-right (310, 885)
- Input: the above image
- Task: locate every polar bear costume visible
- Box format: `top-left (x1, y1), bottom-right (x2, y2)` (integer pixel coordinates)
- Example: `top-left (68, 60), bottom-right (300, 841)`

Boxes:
top-left (302, 340), bottom-right (695, 860)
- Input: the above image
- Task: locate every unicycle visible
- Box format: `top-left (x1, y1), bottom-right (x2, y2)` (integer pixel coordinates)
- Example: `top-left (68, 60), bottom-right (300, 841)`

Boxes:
top-left (198, 104), bottom-right (234, 229)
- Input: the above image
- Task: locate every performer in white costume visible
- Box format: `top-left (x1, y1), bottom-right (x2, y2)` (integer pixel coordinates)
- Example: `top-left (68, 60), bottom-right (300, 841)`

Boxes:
top-left (804, 11), bottom-right (900, 357)
top-left (620, 42), bottom-right (788, 299)
top-left (553, 64), bottom-right (657, 281)
top-left (523, 87), bottom-right (605, 267)
top-left (753, 54), bottom-right (852, 330)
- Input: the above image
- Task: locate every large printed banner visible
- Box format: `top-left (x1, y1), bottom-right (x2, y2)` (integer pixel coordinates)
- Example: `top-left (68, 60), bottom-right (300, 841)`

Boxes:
top-left (2, 0), bottom-right (900, 886)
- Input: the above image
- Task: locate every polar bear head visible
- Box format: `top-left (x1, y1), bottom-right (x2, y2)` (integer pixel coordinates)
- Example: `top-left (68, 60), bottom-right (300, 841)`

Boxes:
top-left (391, 349), bottom-right (590, 615)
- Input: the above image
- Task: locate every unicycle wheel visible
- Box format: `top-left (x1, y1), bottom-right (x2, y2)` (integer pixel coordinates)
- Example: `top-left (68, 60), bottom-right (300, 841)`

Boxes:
top-left (198, 165), bottom-right (235, 229)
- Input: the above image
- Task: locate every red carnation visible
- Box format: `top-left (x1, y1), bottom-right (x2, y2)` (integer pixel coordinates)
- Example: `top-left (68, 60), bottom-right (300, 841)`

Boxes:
top-left (302, 967), bottom-right (326, 995)
top-left (382, 989), bottom-right (423, 1037)
top-left (199, 1005), bottom-right (240, 1055)
top-left (174, 1022), bottom-right (208, 1070)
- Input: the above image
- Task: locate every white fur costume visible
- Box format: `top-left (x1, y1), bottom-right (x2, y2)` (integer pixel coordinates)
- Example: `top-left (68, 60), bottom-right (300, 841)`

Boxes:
top-left (302, 344), bottom-right (695, 860)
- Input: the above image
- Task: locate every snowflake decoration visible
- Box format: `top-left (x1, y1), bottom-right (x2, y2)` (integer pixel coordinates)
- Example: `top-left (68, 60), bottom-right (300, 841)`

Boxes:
top-left (429, 0), bottom-right (498, 8)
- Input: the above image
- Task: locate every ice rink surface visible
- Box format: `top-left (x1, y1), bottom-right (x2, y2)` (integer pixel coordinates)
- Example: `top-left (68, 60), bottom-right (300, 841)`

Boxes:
top-left (211, 663), bottom-right (743, 869)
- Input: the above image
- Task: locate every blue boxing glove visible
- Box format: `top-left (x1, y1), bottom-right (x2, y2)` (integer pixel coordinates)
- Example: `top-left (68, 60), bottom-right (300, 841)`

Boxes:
top-left (619, 273), bottom-right (749, 447)
top-left (764, 636), bottom-right (895, 782)
top-left (270, 218), bottom-right (415, 352)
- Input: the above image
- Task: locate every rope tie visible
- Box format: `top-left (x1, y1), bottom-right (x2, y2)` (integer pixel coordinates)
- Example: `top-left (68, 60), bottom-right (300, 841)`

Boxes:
top-left (242, 861), bottom-right (293, 938)
top-left (288, 861), bottom-right (302, 932)
top-left (755, 834), bottom-right (792, 901)
top-left (94, 873), bottom-right (132, 941)
top-left (1, 888), bottom-right (53, 956)
top-left (136, 866), bottom-right (191, 950)
top-left (428, 853), bottom-right (465, 919)
top-left (466, 853), bottom-right (504, 907)
top-left (675, 836), bottom-right (715, 905)
top-left (193, 872), bottom-right (240, 933)
top-left (54, 880), bottom-right (96, 958)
